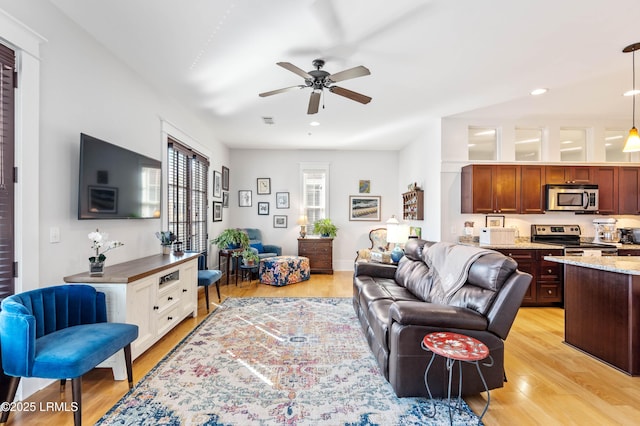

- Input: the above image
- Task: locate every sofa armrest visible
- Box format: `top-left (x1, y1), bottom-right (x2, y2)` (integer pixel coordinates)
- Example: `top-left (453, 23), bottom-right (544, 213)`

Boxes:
top-left (354, 260), bottom-right (397, 279)
top-left (262, 244), bottom-right (282, 256)
top-left (389, 301), bottom-right (488, 330)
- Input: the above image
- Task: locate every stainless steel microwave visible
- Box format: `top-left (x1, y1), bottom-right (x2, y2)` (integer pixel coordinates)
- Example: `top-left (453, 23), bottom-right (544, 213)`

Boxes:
top-left (545, 184), bottom-right (599, 212)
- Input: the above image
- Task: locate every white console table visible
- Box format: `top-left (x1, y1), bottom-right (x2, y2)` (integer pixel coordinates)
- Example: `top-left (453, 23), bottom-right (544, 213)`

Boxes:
top-left (64, 252), bottom-right (199, 378)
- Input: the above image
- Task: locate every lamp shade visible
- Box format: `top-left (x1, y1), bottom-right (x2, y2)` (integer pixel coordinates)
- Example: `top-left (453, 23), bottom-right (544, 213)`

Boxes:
top-left (386, 216), bottom-right (400, 243)
top-left (623, 127), bottom-right (640, 152)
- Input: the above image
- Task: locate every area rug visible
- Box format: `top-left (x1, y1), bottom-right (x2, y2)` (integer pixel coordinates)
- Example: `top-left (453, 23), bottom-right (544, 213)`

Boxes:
top-left (98, 298), bottom-right (482, 425)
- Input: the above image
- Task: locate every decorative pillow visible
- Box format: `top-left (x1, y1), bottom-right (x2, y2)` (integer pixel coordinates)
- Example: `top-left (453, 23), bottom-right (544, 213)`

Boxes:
top-left (250, 242), bottom-right (264, 253)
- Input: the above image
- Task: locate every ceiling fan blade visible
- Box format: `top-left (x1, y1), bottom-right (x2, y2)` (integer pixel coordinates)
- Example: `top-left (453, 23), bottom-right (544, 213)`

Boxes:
top-left (277, 62), bottom-right (313, 80)
top-left (307, 92), bottom-right (321, 114)
top-left (259, 85), bottom-right (305, 97)
top-left (328, 65), bottom-right (370, 83)
top-left (329, 86), bottom-right (372, 104)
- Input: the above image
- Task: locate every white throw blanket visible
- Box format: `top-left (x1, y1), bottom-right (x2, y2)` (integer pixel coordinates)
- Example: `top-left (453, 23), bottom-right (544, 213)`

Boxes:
top-left (425, 242), bottom-right (493, 301)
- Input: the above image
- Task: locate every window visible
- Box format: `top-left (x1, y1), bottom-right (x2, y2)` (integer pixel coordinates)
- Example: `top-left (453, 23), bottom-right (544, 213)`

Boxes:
top-left (0, 43), bottom-right (15, 300)
top-left (167, 138), bottom-right (209, 252)
top-left (468, 127), bottom-right (497, 160)
top-left (559, 128), bottom-right (586, 161)
top-left (603, 129), bottom-right (630, 162)
top-left (300, 163), bottom-right (329, 232)
top-left (515, 128), bottom-right (542, 161)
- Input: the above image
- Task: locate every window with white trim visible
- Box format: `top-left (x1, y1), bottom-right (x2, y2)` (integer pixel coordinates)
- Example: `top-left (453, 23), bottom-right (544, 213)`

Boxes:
top-left (300, 163), bottom-right (329, 232)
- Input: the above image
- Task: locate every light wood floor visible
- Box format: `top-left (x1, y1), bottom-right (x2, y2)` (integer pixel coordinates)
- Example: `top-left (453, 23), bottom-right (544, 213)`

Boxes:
top-left (6, 272), bottom-right (640, 425)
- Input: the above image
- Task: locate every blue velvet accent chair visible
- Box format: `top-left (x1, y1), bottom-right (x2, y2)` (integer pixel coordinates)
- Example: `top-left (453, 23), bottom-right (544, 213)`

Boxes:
top-left (189, 251), bottom-right (222, 312)
top-left (0, 285), bottom-right (139, 426)
top-left (242, 228), bottom-right (282, 260)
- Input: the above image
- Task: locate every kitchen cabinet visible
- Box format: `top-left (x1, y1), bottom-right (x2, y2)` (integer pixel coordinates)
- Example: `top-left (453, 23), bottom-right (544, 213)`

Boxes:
top-left (520, 165), bottom-right (546, 214)
top-left (545, 166), bottom-right (594, 184)
top-left (618, 248), bottom-right (640, 256)
top-left (461, 164), bottom-right (520, 214)
top-left (592, 166), bottom-right (618, 215)
top-left (495, 248), bottom-right (563, 307)
top-left (298, 237), bottom-right (333, 274)
top-left (618, 167), bottom-right (640, 215)
top-left (402, 189), bottom-right (424, 220)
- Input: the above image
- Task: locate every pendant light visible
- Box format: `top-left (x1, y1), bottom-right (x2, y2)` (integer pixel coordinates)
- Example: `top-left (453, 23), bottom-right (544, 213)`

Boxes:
top-left (623, 42), bottom-right (640, 152)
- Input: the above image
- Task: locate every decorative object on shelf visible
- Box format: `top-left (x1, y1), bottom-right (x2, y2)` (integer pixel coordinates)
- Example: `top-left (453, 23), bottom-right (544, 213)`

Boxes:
top-left (156, 231), bottom-right (176, 254)
top-left (297, 215), bottom-right (308, 238)
top-left (273, 215), bottom-right (288, 228)
top-left (173, 241), bottom-right (184, 256)
top-left (213, 171), bottom-right (222, 198)
top-left (257, 177), bottom-right (271, 195)
top-left (213, 201), bottom-right (223, 221)
top-left (239, 190), bottom-right (252, 207)
top-left (623, 42), bottom-right (640, 152)
top-left (211, 228), bottom-right (250, 250)
top-left (88, 229), bottom-right (123, 276)
top-left (258, 202), bottom-right (269, 215)
top-left (221, 166), bottom-right (229, 190)
top-left (485, 215), bottom-right (505, 227)
top-left (386, 216), bottom-right (410, 262)
top-left (407, 182), bottom-right (420, 191)
top-left (276, 192), bottom-right (290, 209)
top-left (402, 190), bottom-right (424, 220)
top-left (359, 180), bottom-right (371, 193)
top-left (313, 218), bottom-right (338, 238)
top-left (349, 195), bottom-right (381, 221)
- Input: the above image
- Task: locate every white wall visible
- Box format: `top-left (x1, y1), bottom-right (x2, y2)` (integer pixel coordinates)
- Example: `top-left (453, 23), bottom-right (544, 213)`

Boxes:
top-left (227, 149), bottom-right (399, 271)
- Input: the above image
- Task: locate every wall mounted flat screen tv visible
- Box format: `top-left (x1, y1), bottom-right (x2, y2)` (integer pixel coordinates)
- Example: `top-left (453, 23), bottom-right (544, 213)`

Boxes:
top-left (78, 133), bottom-right (161, 219)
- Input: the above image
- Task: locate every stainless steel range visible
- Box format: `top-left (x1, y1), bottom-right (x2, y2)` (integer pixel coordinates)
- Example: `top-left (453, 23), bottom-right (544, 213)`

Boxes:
top-left (530, 224), bottom-right (618, 256)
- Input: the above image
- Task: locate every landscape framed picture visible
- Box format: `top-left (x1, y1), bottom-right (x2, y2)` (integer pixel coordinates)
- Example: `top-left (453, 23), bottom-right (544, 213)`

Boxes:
top-left (221, 166), bottom-right (230, 191)
top-left (276, 192), bottom-right (289, 209)
top-left (213, 201), bottom-right (222, 221)
top-left (239, 190), bottom-right (252, 207)
top-left (258, 202), bottom-right (269, 215)
top-left (485, 214), bottom-right (505, 227)
top-left (213, 171), bottom-right (222, 198)
top-left (273, 215), bottom-right (287, 228)
top-left (349, 195), bottom-right (381, 221)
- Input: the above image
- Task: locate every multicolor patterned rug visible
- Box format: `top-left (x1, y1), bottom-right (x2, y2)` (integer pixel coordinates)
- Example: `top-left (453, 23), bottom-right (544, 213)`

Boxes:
top-left (98, 298), bottom-right (481, 425)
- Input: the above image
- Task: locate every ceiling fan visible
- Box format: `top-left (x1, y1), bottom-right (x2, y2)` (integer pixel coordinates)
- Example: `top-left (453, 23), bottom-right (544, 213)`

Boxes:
top-left (259, 59), bottom-right (372, 114)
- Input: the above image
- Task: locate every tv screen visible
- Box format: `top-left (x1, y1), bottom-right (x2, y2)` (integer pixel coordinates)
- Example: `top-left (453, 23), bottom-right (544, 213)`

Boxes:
top-left (78, 133), bottom-right (161, 219)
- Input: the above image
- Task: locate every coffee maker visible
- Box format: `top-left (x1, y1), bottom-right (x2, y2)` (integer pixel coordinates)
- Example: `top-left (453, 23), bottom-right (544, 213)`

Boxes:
top-left (620, 228), bottom-right (635, 244)
top-left (592, 218), bottom-right (619, 244)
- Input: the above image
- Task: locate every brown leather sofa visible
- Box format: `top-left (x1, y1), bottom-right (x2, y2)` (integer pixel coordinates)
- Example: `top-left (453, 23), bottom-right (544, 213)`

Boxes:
top-left (353, 239), bottom-right (531, 397)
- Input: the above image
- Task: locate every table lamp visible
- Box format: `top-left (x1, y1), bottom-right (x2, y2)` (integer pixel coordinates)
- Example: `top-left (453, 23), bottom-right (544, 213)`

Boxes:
top-left (387, 216), bottom-right (410, 262)
top-left (297, 215), bottom-right (308, 238)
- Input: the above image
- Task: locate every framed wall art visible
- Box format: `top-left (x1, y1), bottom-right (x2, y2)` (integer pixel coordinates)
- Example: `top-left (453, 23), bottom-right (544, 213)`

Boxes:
top-left (273, 215), bottom-right (288, 228)
top-left (222, 166), bottom-right (230, 191)
top-left (239, 190), bottom-right (252, 207)
top-left (276, 192), bottom-right (289, 209)
top-left (359, 180), bottom-right (371, 193)
top-left (258, 202), bottom-right (269, 215)
top-left (485, 215), bottom-right (505, 227)
top-left (213, 201), bottom-right (222, 222)
top-left (257, 177), bottom-right (271, 195)
top-left (349, 195), bottom-right (381, 221)
top-left (213, 171), bottom-right (222, 198)
top-left (222, 191), bottom-right (229, 208)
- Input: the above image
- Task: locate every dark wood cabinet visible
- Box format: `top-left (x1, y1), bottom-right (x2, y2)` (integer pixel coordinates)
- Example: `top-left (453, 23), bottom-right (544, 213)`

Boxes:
top-left (495, 248), bottom-right (563, 306)
top-left (461, 164), bottom-right (520, 214)
top-left (618, 248), bottom-right (640, 256)
top-left (298, 237), bottom-right (333, 274)
top-left (402, 190), bottom-right (424, 220)
top-left (520, 165), bottom-right (545, 214)
top-left (545, 166), bottom-right (594, 184)
top-left (618, 167), bottom-right (640, 215)
top-left (593, 166), bottom-right (618, 215)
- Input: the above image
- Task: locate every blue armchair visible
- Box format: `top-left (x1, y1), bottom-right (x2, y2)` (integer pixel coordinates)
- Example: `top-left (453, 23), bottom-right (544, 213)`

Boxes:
top-left (0, 285), bottom-right (139, 426)
top-left (242, 228), bottom-right (282, 259)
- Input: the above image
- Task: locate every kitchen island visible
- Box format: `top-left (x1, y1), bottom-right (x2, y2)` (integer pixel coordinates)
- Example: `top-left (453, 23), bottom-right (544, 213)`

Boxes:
top-left (544, 255), bottom-right (640, 376)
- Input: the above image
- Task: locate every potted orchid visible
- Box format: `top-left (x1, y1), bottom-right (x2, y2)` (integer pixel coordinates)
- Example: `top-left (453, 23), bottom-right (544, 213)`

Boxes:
top-left (88, 229), bottom-right (124, 276)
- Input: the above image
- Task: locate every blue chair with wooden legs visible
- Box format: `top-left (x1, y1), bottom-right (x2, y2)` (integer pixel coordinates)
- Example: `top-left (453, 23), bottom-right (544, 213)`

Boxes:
top-left (0, 284), bottom-right (139, 426)
top-left (190, 251), bottom-right (222, 312)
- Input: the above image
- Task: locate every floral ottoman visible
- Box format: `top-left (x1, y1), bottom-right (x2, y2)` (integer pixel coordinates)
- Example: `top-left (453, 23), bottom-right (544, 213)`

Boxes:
top-left (259, 256), bottom-right (311, 287)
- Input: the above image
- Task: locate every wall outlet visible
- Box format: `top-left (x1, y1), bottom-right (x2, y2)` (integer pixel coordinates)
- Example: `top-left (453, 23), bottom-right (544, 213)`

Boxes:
top-left (49, 227), bottom-right (60, 243)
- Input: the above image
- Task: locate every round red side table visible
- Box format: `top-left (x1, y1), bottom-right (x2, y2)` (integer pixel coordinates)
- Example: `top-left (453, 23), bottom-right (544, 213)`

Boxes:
top-left (421, 331), bottom-right (493, 424)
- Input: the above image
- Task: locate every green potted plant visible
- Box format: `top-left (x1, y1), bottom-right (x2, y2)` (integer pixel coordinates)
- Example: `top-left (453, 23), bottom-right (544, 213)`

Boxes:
top-left (313, 218), bottom-right (338, 238)
top-left (211, 228), bottom-right (250, 250)
top-left (237, 247), bottom-right (260, 266)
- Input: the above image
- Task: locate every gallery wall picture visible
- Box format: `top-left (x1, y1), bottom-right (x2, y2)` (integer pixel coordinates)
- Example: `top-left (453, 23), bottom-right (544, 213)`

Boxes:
top-left (213, 201), bottom-right (222, 221)
top-left (359, 180), bottom-right (371, 193)
top-left (257, 177), bottom-right (271, 195)
top-left (349, 195), bottom-right (381, 221)
top-left (213, 171), bottom-right (222, 198)
top-left (222, 192), bottom-right (229, 208)
top-left (222, 166), bottom-right (230, 191)
top-left (258, 202), bottom-right (269, 215)
top-left (239, 190), bottom-right (252, 207)
top-left (273, 215), bottom-right (288, 228)
top-left (276, 192), bottom-right (290, 209)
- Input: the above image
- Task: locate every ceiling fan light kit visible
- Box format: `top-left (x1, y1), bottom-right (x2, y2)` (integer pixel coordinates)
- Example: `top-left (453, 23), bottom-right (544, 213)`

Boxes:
top-left (623, 42), bottom-right (640, 153)
top-left (259, 59), bottom-right (372, 114)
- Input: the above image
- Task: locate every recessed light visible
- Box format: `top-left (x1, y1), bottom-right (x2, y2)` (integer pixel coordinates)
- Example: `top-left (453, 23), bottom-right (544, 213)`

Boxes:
top-left (530, 88), bottom-right (548, 96)
top-left (310, 121), bottom-right (320, 127)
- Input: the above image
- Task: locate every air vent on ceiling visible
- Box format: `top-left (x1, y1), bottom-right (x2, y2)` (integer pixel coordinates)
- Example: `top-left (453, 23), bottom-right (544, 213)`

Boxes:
top-left (262, 116), bottom-right (274, 125)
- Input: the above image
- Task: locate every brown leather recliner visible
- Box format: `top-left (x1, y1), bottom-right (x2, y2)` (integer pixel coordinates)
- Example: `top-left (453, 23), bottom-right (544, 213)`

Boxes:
top-left (353, 239), bottom-right (531, 397)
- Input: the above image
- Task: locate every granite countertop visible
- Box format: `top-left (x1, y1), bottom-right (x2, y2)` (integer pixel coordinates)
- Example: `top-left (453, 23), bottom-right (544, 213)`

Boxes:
top-left (544, 255), bottom-right (640, 275)
top-left (460, 239), bottom-right (640, 251)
